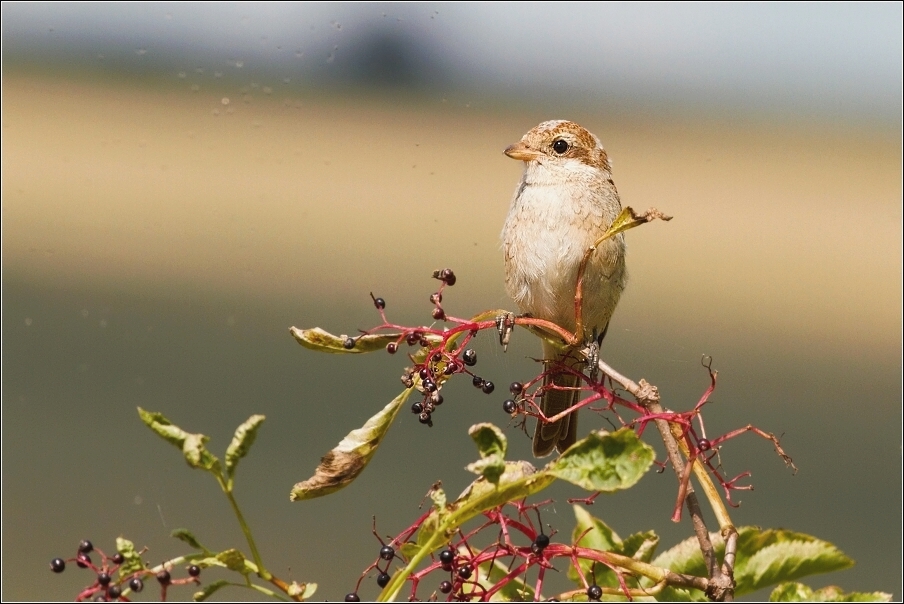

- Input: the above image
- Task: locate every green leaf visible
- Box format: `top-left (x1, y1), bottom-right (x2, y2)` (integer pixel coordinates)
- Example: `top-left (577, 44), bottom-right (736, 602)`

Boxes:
top-left (170, 529), bottom-right (212, 555)
top-left (546, 428), bottom-right (654, 492)
top-left (733, 528), bottom-right (854, 595)
top-left (465, 423), bottom-right (507, 484)
top-left (289, 326), bottom-right (441, 354)
top-left (193, 580), bottom-right (230, 601)
top-left (138, 408), bottom-right (221, 473)
top-left (568, 506), bottom-right (621, 587)
top-left (290, 388), bottom-right (411, 501)
top-left (770, 582), bottom-right (892, 602)
top-left (225, 414), bottom-right (265, 482)
top-left (216, 548), bottom-right (251, 574)
top-left (652, 527), bottom-right (856, 598)
top-left (114, 537), bottom-right (144, 578)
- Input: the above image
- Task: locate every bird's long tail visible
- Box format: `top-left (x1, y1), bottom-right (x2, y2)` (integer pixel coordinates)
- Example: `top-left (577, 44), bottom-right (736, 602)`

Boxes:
top-left (532, 342), bottom-right (583, 457)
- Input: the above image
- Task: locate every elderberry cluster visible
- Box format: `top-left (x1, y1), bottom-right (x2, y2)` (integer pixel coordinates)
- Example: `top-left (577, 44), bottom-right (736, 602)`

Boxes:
top-left (50, 539), bottom-right (201, 601)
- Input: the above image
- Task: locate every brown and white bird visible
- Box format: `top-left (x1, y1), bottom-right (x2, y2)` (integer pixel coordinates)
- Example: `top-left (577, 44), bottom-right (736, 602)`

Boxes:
top-left (501, 120), bottom-right (627, 457)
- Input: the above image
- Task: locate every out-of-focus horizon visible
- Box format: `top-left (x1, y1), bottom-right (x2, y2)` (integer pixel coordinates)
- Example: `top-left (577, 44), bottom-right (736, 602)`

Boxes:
top-left (2, 3), bottom-right (901, 602)
top-left (3, 2), bottom-right (901, 124)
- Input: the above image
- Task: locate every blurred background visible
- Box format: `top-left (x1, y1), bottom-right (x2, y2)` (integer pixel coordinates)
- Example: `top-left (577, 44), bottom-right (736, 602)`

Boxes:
top-left (2, 3), bottom-right (901, 600)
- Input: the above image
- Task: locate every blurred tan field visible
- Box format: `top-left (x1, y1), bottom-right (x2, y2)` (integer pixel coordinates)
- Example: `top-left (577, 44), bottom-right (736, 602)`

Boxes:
top-left (4, 74), bottom-right (900, 352)
top-left (2, 72), bottom-right (901, 600)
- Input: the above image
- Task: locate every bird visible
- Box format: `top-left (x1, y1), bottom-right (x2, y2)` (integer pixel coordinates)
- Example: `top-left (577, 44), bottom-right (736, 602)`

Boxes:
top-left (501, 120), bottom-right (627, 457)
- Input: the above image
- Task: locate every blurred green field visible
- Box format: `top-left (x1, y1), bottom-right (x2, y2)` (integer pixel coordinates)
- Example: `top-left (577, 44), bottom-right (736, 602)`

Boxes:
top-left (3, 72), bottom-right (901, 600)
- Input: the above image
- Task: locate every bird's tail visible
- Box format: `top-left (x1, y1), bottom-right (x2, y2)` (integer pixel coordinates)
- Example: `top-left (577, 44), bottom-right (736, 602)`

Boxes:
top-left (532, 342), bottom-right (583, 457)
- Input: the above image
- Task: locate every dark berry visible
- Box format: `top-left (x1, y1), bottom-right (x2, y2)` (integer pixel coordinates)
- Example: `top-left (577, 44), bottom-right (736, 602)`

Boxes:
top-left (439, 580), bottom-right (453, 594)
top-left (343, 337), bottom-right (355, 349)
top-left (431, 352), bottom-right (442, 362)
top-left (419, 367), bottom-right (431, 380)
top-left (78, 540), bottom-right (94, 554)
top-left (50, 558), bottom-right (66, 573)
top-left (439, 549), bottom-right (455, 565)
top-left (587, 584), bottom-right (603, 601)
top-left (345, 593), bottom-right (361, 602)
top-left (457, 566), bottom-right (472, 579)
top-left (411, 401), bottom-right (424, 414)
top-left (698, 439), bottom-right (712, 452)
top-left (440, 268), bottom-right (457, 286)
top-left (441, 561), bottom-right (453, 571)
top-left (462, 349), bottom-right (477, 366)
top-left (111, 553), bottom-right (124, 565)
top-left (129, 577), bottom-right (144, 592)
top-left (107, 585), bottom-right (122, 599)
top-left (509, 382), bottom-right (524, 395)
top-left (472, 376), bottom-right (484, 389)
top-left (188, 564), bottom-right (201, 577)
top-left (418, 412), bottom-right (433, 426)
top-left (76, 553), bottom-right (91, 568)
top-left (503, 399), bottom-right (517, 414)
top-left (379, 545), bottom-right (395, 561)
top-left (419, 338), bottom-right (429, 347)
top-left (432, 393), bottom-right (444, 405)
top-left (373, 297), bottom-right (386, 310)
top-left (422, 378), bottom-right (437, 392)
top-left (481, 381), bottom-right (495, 394)
top-left (430, 292), bottom-right (442, 304)
top-left (156, 569), bottom-right (171, 585)
top-left (406, 332), bottom-right (419, 346)
top-left (531, 533), bottom-right (550, 554)
top-left (386, 342), bottom-right (398, 354)
top-left (98, 572), bottom-right (112, 586)
top-left (443, 363), bottom-right (456, 375)
top-left (432, 307), bottom-right (445, 320)
top-left (376, 572), bottom-right (390, 587)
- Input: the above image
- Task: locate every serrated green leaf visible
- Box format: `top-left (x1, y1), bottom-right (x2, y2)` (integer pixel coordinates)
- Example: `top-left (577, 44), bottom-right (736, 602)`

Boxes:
top-left (170, 529), bottom-right (212, 554)
top-left (652, 527), bottom-right (856, 598)
top-left (770, 582), bottom-right (892, 602)
top-left (465, 423), bottom-right (507, 484)
top-left (193, 579), bottom-right (230, 601)
top-left (290, 388), bottom-right (410, 501)
top-left (289, 326), bottom-right (441, 354)
top-left (621, 530), bottom-right (659, 563)
top-left (115, 537), bottom-right (144, 577)
top-left (225, 414), bottom-right (265, 481)
top-left (546, 428), bottom-right (654, 492)
top-left (287, 581), bottom-right (318, 600)
top-left (138, 407), bottom-right (222, 473)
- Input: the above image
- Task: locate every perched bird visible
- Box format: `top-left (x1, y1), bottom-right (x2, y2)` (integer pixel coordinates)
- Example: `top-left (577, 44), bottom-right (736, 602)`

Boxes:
top-left (501, 120), bottom-right (627, 457)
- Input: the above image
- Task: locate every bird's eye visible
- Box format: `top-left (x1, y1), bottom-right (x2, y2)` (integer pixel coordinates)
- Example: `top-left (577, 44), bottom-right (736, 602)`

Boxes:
top-left (552, 139), bottom-right (569, 154)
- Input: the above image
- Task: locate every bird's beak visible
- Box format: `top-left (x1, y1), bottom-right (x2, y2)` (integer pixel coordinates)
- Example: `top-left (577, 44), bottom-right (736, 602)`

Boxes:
top-left (504, 142), bottom-right (541, 162)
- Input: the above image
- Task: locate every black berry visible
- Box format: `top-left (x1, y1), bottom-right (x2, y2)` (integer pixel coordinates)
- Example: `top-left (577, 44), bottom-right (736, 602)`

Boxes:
top-left (50, 558), bottom-right (66, 573)
top-left (698, 439), bottom-right (712, 452)
top-left (439, 580), bottom-right (453, 594)
top-left (587, 584), bottom-right (603, 601)
top-left (386, 342), bottom-right (398, 354)
top-left (129, 577), bottom-right (144, 592)
top-left (78, 540), bottom-right (94, 554)
top-left (462, 349), bottom-right (477, 366)
top-left (440, 269), bottom-right (457, 286)
top-left (439, 549), bottom-right (455, 565)
top-left (411, 401), bottom-right (424, 414)
top-left (373, 297), bottom-right (386, 310)
top-left (345, 593), bottom-right (361, 602)
top-left (76, 553), bottom-right (91, 568)
top-left (432, 307), bottom-right (445, 320)
top-left (98, 572), bottom-right (112, 586)
top-left (509, 382), bottom-right (524, 395)
top-left (472, 376), bottom-right (484, 389)
top-left (503, 399), bottom-right (517, 414)
top-left (422, 378), bottom-right (437, 392)
top-left (481, 381), bottom-right (495, 394)
top-left (531, 533), bottom-right (550, 554)
top-left (156, 569), bottom-right (171, 585)
top-left (418, 412), bottom-right (433, 426)
top-left (457, 566), bottom-right (472, 579)
top-left (430, 292), bottom-right (442, 304)
top-left (406, 332), bottom-right (419, 346)
top-left (376, 572), bottom-right (390, 587)
top-left (432, 393), bottom-right (444, 405)
top-left (111, 553), bottom-right (124, 565)
top-left (379, 545), bottom-right (395, 561)
top-left (343, 337), bottom-right (355, 350)
top-left (107, 584), bottom-right (122, 599)
top-left (188, 564), bottom-right (201, 577)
